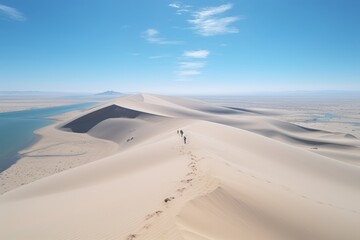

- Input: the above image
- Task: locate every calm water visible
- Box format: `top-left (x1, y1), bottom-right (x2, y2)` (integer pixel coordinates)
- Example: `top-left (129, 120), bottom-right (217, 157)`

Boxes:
top-left (0, 102), bottom-right (96, 172)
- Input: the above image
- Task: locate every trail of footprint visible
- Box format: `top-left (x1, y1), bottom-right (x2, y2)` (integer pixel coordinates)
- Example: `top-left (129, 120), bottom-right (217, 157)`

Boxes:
top-left (122, 147), bottom-right (204, 239)
top-left (145, 210), bottom-right (163, 220)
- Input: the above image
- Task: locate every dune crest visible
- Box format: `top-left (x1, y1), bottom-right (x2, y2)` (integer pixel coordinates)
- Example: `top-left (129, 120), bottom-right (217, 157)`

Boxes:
top-left (0, 94), bottom-right (359, 240)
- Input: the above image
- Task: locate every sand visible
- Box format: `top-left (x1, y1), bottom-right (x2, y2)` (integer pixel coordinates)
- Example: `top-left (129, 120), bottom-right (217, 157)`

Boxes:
top-left (196, 95), bottom-right (360, 139)
top-left (0, 97), bottom-right (87, 113)
top-left (0, 94), bottom-right (359, 240)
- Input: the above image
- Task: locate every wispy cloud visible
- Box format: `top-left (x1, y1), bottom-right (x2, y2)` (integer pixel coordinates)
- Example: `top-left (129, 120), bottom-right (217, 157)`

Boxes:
top-left (179, 62), bottom-right (205, 69)
top-left (183, 50), bottom-right (210, 58)
top-left (169, 2), bottom-right (191, 15)
top-left (176, 63), bottom-right (204, 76)
top-left (176, 51), bottom-right (208, 77)
top-left (169, 3), bottom-right (181, 9)
top-left (142, 28), bottom-right (181, 45)
top-left (0, 4), bottom-right (26, 21)
top-left (188, 3), bottom-right (241, 36)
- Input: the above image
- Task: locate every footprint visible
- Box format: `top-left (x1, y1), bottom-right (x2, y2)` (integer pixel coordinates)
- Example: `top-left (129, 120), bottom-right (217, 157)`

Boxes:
top-left (143, 224), bottom-right (151, 230)
top-left (177, 187), bottom-right (186, 193)
top-left (164, 197), bottom-right (175, 203)
top-left (126, 137), bottom-right (134, 142)
top-left (181, 178), bottom-right (193, 184)
top-left (145, 210), bottom-right (163, 220)
top-left (126, 234), bottom-right (137, 240)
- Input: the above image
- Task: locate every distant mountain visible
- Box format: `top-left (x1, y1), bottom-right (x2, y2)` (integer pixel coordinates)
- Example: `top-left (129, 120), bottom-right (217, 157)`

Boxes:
top-left (95, 91), bottom-right (123, 96)
top-left (0, 91), bottom-right (91, 97)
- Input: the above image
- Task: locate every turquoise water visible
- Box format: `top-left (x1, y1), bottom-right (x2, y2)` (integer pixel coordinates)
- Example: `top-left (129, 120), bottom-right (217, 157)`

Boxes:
top-left (0, 102), bottom-right (96, 172)
top-left (304, 113), bottom-right (340, 123)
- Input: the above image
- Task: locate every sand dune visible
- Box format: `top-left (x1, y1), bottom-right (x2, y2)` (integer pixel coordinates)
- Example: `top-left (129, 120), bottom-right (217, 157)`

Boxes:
top-left (63, 104), bottom-right (162, 133)
top-left (0, 94), bottom-right (359, 240)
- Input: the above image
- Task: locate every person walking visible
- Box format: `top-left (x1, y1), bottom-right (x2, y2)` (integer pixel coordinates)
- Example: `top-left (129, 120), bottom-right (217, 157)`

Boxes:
top-left (183, 135), bottom-right (187, 144)
top-left (180, 130), bottom-right (183, 137)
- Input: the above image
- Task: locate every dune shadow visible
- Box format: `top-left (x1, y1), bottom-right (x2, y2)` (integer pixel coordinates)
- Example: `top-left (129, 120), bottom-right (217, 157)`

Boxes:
top-left (62, 104), bottom-right (159, 133)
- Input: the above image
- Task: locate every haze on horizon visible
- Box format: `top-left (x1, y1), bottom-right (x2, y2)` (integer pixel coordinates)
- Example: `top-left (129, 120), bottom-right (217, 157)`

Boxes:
top-left (1, 0), bottom-right (359, 94)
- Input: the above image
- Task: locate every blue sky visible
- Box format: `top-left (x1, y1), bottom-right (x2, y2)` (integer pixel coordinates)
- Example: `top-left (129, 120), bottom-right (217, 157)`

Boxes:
top-left (0, 0), bottom-right (359, 94)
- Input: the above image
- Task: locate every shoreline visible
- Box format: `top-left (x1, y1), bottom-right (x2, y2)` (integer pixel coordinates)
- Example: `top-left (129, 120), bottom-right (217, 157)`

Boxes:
top-left (0, 104), bottom-right (118, 194)
top-left (0, 100), bottom-right (87, 114)
top-left (1, 95), bottom-right (360, 195)
top-left (0, 102), bottom-right (100, 173)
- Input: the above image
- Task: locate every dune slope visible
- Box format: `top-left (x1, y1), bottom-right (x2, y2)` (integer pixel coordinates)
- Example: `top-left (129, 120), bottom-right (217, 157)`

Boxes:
top-left (0, 94), bottom-right (359, 240)
top-left (62, 104), bottom-right (160, 133)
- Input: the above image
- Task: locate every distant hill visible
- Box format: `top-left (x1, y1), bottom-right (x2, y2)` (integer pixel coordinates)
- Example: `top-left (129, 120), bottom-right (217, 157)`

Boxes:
top-left (95, 91), bottom-right (123, 96)
top-left (0, 91), bottom-right (91, 97)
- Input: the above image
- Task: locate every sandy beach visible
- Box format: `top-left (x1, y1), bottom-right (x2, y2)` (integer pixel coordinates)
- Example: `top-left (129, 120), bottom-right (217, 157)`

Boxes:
top-left (0, 94), bottom-right (359, 240)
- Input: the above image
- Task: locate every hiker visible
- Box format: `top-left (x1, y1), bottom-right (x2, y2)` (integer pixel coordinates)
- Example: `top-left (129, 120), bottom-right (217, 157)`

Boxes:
top-left (180, 130), bottom-right (183, 137)
top-left (177, 130), bottom-right (179, 135)
top-left (183, 135), bottom-right (187, 144)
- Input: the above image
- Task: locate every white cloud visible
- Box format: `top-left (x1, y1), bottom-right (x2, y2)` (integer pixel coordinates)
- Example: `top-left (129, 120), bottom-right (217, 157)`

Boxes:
top-left (169, 2), bottom-right (191, 15)
top-left (145, 28), bottom-right (158, 37)
top-left (176, 51), bottom-right (208, 78)
top-left (194, 3), bottom-right (232, 18)
top-left (179, 62), bottom-right (205, 69)
top-left (177, 70), bottom-right (201, 76)
top-left (176, 60), bottom-right (206, 78)
top-left (183, 50), bottom-right (210, 58)
top-left (188, 3), bottom-right (241, 36)
top-left (0, 4), bottom-right (26, 21)
top-left (142, 28), bottom-right (181, 45)
top-left (169, 3), bottom-right (180, 9)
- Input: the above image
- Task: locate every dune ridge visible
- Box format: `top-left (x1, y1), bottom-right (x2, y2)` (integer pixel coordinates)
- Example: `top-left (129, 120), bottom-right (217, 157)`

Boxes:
top-left (0, 94), bottom-right (359, 240)
top-left (62, 104), bottom-right (161, 133)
